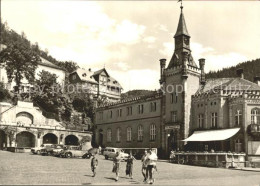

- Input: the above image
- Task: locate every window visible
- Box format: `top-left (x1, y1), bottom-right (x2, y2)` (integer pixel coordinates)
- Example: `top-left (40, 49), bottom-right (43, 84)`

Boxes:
top-left (150, 102), bottom-right (157, 112)
top-left (171, 111), bottom-right (177, 122)
top-left (127, 127), bottom-right (132, 142)
top-left (117, 109), bottom-right (122, 117)
top-left (138, 104), bottom-right (144, 114)
top-left (235, 110), bottom-right (242, 126)
top-left (251, 109), bottom-right (260, 124)
top-left (116, 128), bottom-right (121, 142)
top-left (170, 93), bottom-right (174, 103)
top-left (198, 114), bottom-right (204, 128)
top-left (150, 124), bottom-right (156, 141)
top-left (72, 74), bottom-right (76, 80)
top-left (138, 125), bottom-right (143, 141)
top-left (109, 111), bottom-right (113, 118)
top-left (175, 92), bottom-right (178, 103)
top-left (107, 129), bottom-right (112, 142)
top-left (235, 139), bottom-right (242, 153)
top-left (127, 106), bottom-right (132, 116)
top-left (211, 112), bottom-right (218, 128)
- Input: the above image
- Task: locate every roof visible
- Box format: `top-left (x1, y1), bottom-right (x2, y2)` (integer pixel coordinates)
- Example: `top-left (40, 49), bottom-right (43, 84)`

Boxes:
top-left (71, 68), bottom-right (98, 84)
top-left (174, 9), bottom-right (190, 38)
top-left (93, 68), bottom-right (109, 77)
top-left (183, 128), bottom-right (240, 142)
top-left (38, 57), bottom-right (64, 71)
top-left (107, 75), bottom-right (122, 88)
top-left (196, 78), bottom-right (260, 95)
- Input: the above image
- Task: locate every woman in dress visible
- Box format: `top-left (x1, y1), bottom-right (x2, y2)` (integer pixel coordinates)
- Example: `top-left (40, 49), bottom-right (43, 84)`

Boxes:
top-left (112, 151), bottom-right (121, 181)
top-left (125, 153), bottom-right (135, 179)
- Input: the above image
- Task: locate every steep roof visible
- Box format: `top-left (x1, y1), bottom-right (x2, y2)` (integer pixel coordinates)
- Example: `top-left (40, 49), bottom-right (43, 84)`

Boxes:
top-left (93, 68), bottom-right (109, 77)
top-left (196, 78), bottom-right (260, 95)
top-left (107, 75), bottom-right (122, 88)
top-left (71, 68), bottom-right (98, 84)
top-left (174, 9), bottom-right (190, 38)
top-left (38, 57), bottom-right (64, 70)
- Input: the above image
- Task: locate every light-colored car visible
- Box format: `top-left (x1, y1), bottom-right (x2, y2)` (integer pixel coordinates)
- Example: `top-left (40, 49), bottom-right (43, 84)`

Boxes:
top-left (31, 144), bottom-right (53, 155)
top-left (60, 146), bottom-right (88, 158)
top-left (103, 147), bottom-right (129, 160)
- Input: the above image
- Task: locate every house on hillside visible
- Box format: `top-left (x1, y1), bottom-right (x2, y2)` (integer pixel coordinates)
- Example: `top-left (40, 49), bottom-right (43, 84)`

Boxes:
top-left (69, 68), bottom-right (122, 102)
top-left (0, 44), bottom-right (66, 92)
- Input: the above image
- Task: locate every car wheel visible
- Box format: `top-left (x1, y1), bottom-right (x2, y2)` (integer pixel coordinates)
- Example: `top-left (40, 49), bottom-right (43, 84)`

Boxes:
top-left (105, 155), bottom-right (108, 160)
top-left (37, 150), bottom-right (40, 155)
top-left (66, 152), bottom-right (72, 158)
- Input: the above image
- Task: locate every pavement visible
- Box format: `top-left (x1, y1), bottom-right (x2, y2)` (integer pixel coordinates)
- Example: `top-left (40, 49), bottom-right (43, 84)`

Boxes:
top-left (0, 151), bottom-right (260, 185)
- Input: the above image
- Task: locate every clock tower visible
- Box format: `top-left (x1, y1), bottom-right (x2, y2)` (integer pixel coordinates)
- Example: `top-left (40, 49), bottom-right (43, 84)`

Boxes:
top-left (160, 5), bottom-right (201, 153)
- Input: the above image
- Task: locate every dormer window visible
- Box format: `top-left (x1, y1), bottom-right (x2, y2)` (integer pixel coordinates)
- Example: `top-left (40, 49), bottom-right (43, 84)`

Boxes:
top-left (82, 73), bottom-right (86, 77)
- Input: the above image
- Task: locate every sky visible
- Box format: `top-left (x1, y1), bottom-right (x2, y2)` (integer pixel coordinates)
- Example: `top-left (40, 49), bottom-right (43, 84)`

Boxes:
top-left (2, 0), bottom-right (260, 92)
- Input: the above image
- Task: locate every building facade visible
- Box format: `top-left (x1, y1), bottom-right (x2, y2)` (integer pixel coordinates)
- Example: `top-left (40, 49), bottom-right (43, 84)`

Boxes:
top-left (94, 5), bottom-right (260, 159)
top-left (0, 44), bottom-right (66, 93)
top-left (0, 101), bottom-right (92, 150)
top-left (69, 68), bottom-right (122, 102)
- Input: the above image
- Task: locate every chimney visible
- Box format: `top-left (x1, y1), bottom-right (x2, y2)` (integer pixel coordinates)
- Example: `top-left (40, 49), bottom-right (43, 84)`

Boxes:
top-left (254, 76), bottom-right (260, 86)
top-left (159, 59), bottom-right (166, 84)
top-left (236, 68), bottom-right (244, 79)
top-left (199, 58), bottom-right (206, 85)
top-left (89, 68), bottom-right (91, 72)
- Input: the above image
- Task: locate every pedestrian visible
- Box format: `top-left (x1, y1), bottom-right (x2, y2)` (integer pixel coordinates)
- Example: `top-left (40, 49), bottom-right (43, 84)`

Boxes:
top-left (146, 149), bottom-right (158, 184)
top-left (125, 153), bottom-right (135, 179)
top-left (112, 151), bottom-right (121, 181)
top-left (141, 150), bottom-right (148, 182)
top-left (91, 154), bottom-right (98, 177)
top-left (98, 146), bottom-right (102, 154)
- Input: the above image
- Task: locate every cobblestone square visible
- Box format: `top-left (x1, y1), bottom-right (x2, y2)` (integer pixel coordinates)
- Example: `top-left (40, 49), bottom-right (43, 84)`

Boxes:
top-left (0, 151), bottom-right (260, 185)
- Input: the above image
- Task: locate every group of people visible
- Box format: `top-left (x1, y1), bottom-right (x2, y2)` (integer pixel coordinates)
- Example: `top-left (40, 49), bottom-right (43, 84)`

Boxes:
top-left (90, 149), bottom-right (158, 184)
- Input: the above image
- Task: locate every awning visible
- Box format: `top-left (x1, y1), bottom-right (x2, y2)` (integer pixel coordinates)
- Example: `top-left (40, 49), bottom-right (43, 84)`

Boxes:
top-left (182, 128), bottom-right (240, 142)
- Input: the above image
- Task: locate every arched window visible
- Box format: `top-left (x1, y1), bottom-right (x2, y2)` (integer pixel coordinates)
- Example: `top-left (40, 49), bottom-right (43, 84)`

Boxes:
top-left (107, 129), bottom-right (112, 142)
top-left (137, 125), bottom-right (143, 141)
top-left (116, 128), bottom-right (121, 142)
top-left (251, 109), bottom-right (260, 124)
top-left (150, 124), bottom-right (156, 141)
top-left (235, 110), bottom-right (242, 126)
top-left (126, 127), bottom-right (132, 142)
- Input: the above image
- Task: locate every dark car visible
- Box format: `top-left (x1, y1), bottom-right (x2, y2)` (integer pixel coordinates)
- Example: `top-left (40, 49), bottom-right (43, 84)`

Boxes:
top-left (41, 144), bottom-right (64, 156)
top-left (82, 148), bottom-right (99, 159)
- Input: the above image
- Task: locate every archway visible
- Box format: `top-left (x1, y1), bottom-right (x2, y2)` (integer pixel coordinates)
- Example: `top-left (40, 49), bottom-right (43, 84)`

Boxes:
top-left (16, 112), bottom-right (34, 125)
top-left (16, 131), bottom-right (35, 148)
top-left (65, 135), bottom-right (79, 146)
top-left (0, 130), bottom-right (7, 150)
top-left (43, 133), bottom-right (58, 144)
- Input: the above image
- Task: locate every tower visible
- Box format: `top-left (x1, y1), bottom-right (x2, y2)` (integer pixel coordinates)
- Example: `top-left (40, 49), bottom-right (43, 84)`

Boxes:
top-left (160, 5), bottom-right (201, 153)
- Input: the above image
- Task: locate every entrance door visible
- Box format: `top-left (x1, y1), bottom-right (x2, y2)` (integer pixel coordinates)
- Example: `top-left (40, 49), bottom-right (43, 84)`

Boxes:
top-left (0, 130), bottom-right (6, 150)
top-left (16, 131), bottom-right (35, 148)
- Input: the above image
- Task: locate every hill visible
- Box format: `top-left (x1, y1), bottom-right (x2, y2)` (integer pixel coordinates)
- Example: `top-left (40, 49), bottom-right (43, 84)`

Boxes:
top-left (121, 89), bottom-right (157, 100)
top-left (206, 58), bottom-right (260, 81)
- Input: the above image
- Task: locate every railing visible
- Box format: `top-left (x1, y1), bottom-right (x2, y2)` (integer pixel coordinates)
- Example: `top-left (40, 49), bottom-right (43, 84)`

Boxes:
top-left (170, 152), bottom-right (246, 168)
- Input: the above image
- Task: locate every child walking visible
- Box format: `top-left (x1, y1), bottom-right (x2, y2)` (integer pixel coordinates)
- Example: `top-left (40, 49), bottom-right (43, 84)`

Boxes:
top-left (91, 154), bottom-right (98, 177)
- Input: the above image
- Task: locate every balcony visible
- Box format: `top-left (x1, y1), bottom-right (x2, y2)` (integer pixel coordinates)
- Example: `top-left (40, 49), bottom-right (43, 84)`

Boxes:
top-left (248, 124), bottom-right (260, 135)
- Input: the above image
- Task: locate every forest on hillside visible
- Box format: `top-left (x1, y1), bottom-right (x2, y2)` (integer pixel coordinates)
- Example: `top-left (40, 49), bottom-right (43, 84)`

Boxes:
top-left (206, 59), bottom-right (260, 81)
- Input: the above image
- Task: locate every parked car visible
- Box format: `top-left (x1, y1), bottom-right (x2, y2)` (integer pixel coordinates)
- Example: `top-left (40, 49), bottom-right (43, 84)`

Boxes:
top-left (82, 148), bottom-right (99, 159)
top-left (41, 144), bottom-right (65, 156)
top-left (31, 144), bottom-right (53, 155)
top-left (103, 147), bottom-right (129, 160)
top-left (53, 145), bottom-right (67, 157)
top-left (60, 146), bottom-right (88, 158)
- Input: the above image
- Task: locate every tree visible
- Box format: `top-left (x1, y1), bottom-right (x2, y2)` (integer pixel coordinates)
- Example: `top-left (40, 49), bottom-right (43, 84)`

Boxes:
top-left (0, 82), bottom-right (11, 102)
top-left (0, 41), bottom-right (40, 93)
top-left (32, 70), bottom-right (73, 122)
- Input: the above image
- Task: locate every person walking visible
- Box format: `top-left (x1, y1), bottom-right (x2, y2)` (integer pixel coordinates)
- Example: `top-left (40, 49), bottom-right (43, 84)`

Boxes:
top-left (112, 151), bottom-right (122, 181)
top-left (146, 149), bottom-right (158, 184)
top-left (91, 154), bottom-right (98, 177)
top-left (125, 153), bottom-right (135, 179)
top-left (141, 150), bottom-right (148, 182)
